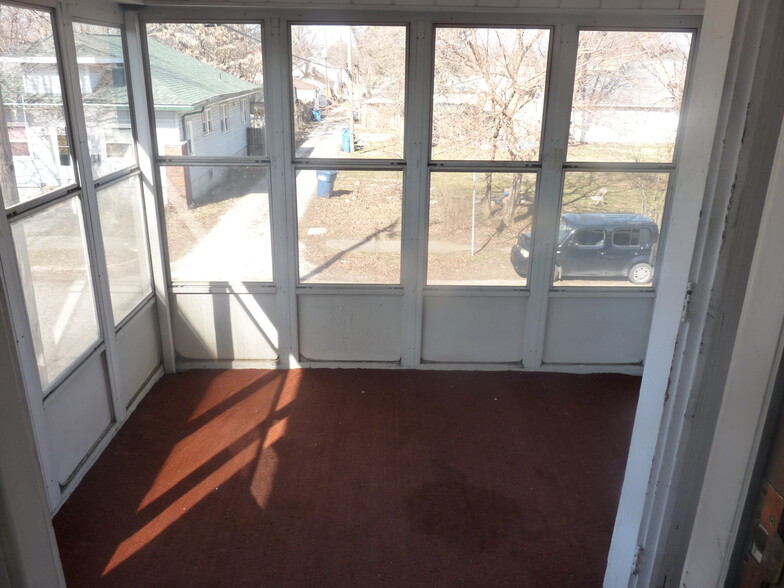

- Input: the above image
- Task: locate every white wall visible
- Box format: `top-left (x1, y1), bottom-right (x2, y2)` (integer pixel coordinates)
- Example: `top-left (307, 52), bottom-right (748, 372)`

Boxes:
top-left (681, 109), bottom-right (784, 588)
top-left (0, 272), bottom-right (65, 587)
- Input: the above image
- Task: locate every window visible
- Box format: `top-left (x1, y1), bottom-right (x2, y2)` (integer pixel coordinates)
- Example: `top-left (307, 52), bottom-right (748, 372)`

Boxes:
top-left (97, 176), bottom-right (153, 324)
top-left (146, 22), bottom-right (271, 283)
top-left (428, 172), bottom-right (537, 285)
top-left (0, 4), bottom-right (74, 206)
top-left (296, 170), bottom-right (403, 284)
top-left (139, 17), bottom-right (693, 294)
top-left (146, 22), bottom-right (265, 158)
top-left (568, 31), bottom-right (691, 163)
top-left (427, 26), bottom-right (550, 286)
top-left (291, 24), bottom-right (407, 284)
top-left (220, 103), bottom-right (229, 133)
top-left (8, 126), bottom-right (29, 156)
top-left (613, 228), bottom-right (649, 247)
top-left (291, 24), bottom-right (406, 160)
top-left (73, 22), bottom-right (137, 180)
top-left (11, 198), bottom-right (101, 389)
top-left (185, 121), bottom-right (194, 155)
top-left (55, 133), bottom-right (70, 166)
top-left (79, 70), bottom-right (93, 94)
top-left (432, 27), bottom-right (549, 162)
top-left (553, 30), bottom-right (693, 287)
top-left (573, 229), bottom-right (605, 248)
top-left (162, 166), bottom-right (273, 282)
top-left (241, 98), bottom-right (249, 124)
top-left (202, 108), bottom-right (213, 135)
top-left (104, 127), bottom-right (133, 159)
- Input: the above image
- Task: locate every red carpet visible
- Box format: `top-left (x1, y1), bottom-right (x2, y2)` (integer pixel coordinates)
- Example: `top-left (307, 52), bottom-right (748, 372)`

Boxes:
top-left (54, 369), bottom-right (638, 587)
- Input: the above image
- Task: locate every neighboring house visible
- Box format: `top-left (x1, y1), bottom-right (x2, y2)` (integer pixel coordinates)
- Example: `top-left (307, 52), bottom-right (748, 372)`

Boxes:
top-left (0, 49), bottom-right (78, 200)
top-left (1, 33), bottom-right (264, 207)
top-left (292, 77), bottom-right (320, 105)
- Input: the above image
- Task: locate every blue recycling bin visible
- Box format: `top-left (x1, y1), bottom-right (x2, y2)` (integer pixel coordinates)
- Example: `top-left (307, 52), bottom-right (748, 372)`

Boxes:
top-left (316, 170), bottom-right (338, 198)
top-left (341, 128), bottom-right (352, 153)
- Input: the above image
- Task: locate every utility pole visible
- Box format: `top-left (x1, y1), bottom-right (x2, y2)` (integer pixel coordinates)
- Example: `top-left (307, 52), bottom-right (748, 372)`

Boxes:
top-left (323, 29), bottom-right (330, 100)
top-left (347, 27), bottom-right (355, 153)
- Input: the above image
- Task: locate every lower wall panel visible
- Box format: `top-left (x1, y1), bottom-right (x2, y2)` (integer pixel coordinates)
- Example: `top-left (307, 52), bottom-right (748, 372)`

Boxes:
top-left (172, 292), bottom-right (279, 361)
top-left (116, 302), bottom-right (162, 407)
top-left (298, 294), bottom-right (402, 362)
top-left (421, 295), bottom-right (527, 363)
top-left (543, 296), bottom-right (654, 365)
top-left (43, 352), bottom-right (112, 485)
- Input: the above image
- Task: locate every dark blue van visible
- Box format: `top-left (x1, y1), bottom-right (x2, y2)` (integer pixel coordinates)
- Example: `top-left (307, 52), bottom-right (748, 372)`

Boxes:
top-left (511, 212), bottom-right (659, 284)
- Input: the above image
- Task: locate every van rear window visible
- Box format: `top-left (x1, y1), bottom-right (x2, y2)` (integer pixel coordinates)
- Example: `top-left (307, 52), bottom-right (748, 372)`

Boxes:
top-left (613, 228), bottom-right (649, 247)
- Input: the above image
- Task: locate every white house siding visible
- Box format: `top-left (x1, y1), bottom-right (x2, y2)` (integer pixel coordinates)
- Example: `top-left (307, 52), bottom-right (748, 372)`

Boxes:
top-left (186, 165), bottom-right (233, 204)
top-left (572, 109), bottom-right (680, 145)
top-left (155, 96), bottom-right (259, 207)
top-left (189, 97), bottom-right (256, 158)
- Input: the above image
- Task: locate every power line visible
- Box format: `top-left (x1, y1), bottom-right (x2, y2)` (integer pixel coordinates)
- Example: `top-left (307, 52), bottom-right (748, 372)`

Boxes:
top-left (292, 53), bottom-right (344, 71)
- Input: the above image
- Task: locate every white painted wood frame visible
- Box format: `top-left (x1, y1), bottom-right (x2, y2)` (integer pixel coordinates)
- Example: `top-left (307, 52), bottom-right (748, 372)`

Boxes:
top-left (137, 7), bottom-right (700, 377)
top-left (0, 0), bottom-right (165, 512)
top-left (680, 111), bottom-right (784, 588)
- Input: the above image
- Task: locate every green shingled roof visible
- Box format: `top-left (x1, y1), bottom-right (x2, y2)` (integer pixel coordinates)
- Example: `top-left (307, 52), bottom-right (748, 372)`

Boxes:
top-left (144, 36), bottom-right (261, 109)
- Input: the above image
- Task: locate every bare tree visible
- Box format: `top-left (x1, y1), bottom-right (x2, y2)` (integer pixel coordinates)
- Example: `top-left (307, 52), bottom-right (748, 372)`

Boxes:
top-left (433, 27), bottom-right (548, 222)
top-left (146, 23), bottom-right (263, 84)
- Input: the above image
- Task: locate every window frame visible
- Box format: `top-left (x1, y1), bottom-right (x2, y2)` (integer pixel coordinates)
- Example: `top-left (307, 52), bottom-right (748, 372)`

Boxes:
top-left (425, 24), bottom-right (554, 288)
top-left (104, 126), bottom-right (133, 159)
top-left (135, 8), bottom-right (698, 297)
top-left (185, 119), bottom-right (194, 154)
top-left (288, 20), bottom-right (410, 287)
top-left (572, 228), bottom-right (606, 249)
top-left (220, 102), bottom-right (229, 134)
top-left (202, 107), bottom-right (213, 135)
top-left (612, 227), bottom-right (645, 248)
top-left (0, 4), bottom-right (80, 213)
top-left (8, 124), bottom-right (30, 157)
top-left (552, 27), bottom-right (697, 292)
top-left (241, 97), bottom-right (249, 124)
top-left (139, 16), bottom-right (274, 288)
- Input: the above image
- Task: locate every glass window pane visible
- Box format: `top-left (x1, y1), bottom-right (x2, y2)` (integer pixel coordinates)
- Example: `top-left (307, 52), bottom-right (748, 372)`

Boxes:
top-left (97, 175), bottom-right (152, 323)
top-left (291, 25), bottom-right (406, 160)
top-left (73, 23), bottom-right (137, 180)
top-left (0, 5), bottom-right (75, 207)
top-left (162, 165), bottom-right (272, 282)
top-left (11, 198), bottom-right (100, 389)
top-left (145, 23), bottom-right (265, 158)
top-left (568, 31), bottom-right (693, 163)
top-left (554, 171), bottom-right (669, 287)
top-left (297, 170), bottom-right (402, 284)
top-left (432, 27), bottom-right (550, 162)
top-left (428, 172), bottom-right (536, 286)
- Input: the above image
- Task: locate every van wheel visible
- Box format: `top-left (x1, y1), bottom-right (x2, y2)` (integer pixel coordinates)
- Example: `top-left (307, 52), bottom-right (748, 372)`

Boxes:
top-left (628, 263), bottom-right (653, 285)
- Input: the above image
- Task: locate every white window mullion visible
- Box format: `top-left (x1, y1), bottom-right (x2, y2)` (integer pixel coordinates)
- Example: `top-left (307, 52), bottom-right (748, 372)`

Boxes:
top-left (521, 23), bottom-right (579, 369)
top-left (124, 9), bottom-right (176, 372)
top-left (400, 19), bottom-right (432, 367)
top-left (266, 16), bottom-right (299, 368)
top-left (56, 4), bottom-right (126, 423)
top-left (0, 119), bottom-right (61, 508)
